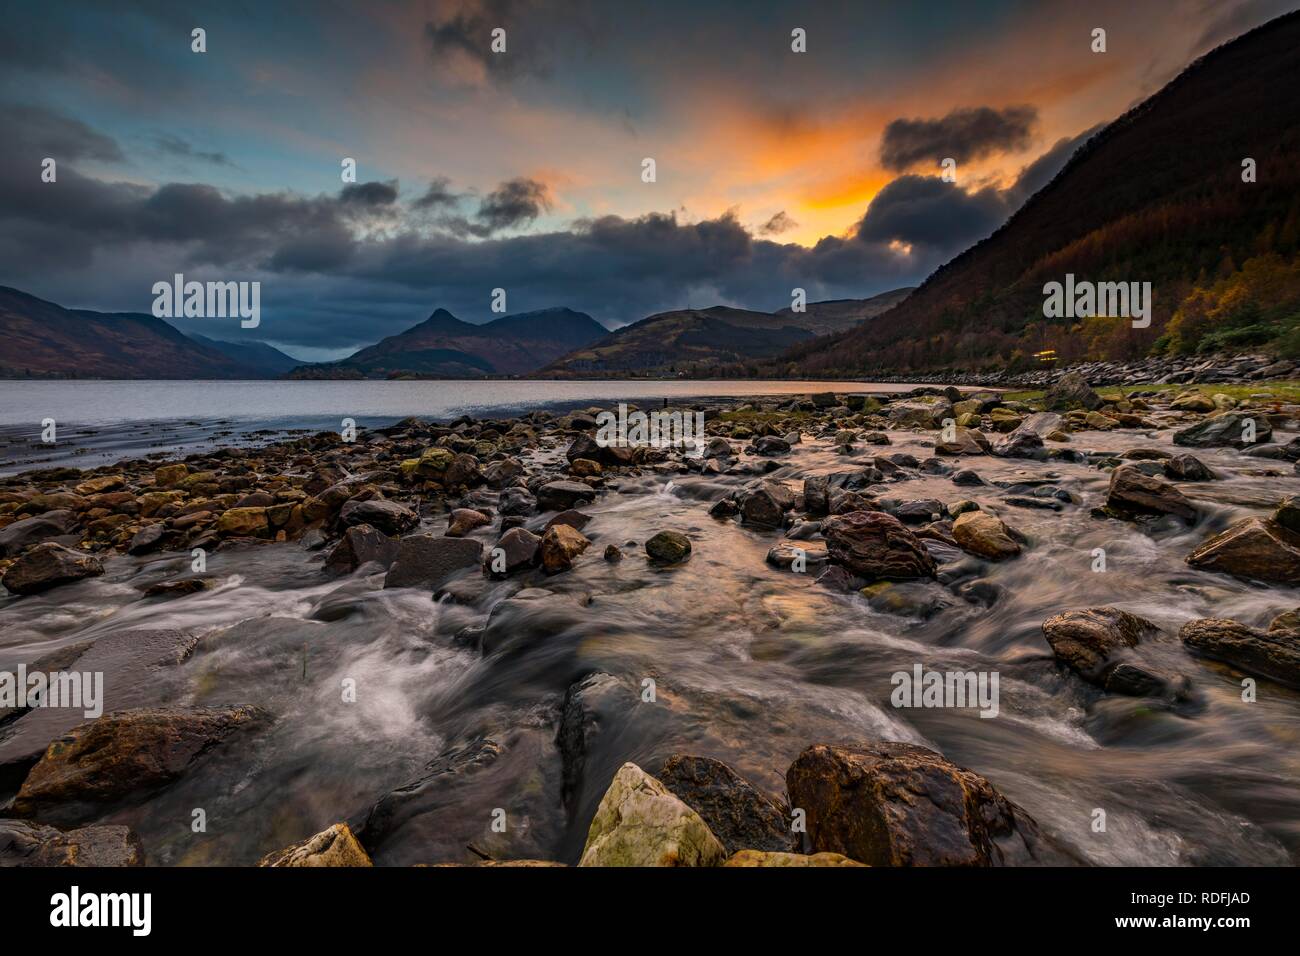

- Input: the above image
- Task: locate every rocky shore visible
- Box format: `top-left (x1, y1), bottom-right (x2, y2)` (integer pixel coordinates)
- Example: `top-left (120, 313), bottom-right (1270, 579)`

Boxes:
top-left (2, 371), bottom-right (1299, 866)
top-left (864, 352), bottom-right (1295, 389)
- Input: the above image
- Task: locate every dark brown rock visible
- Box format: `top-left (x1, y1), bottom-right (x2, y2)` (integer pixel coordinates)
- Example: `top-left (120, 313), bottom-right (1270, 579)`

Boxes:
top-left (1, 543), bottom-right (104, 596)
top-left (656, 754), bottom-right (793, 855)
top-left (1180, 617), bottom-right (1300, 688)
top-left (1186, 517), bottom-right (1300, 584)
top-left (786, 742), bottom-right (1056, 866)
top-left (821, 511), bottom-right (936, 580)
top-left (1104, 465), bottom-right (1197, 521)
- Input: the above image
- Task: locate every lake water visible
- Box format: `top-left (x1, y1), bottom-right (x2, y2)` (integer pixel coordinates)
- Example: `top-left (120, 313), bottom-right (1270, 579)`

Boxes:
top-left (0, 379), bottom-right (926, 475)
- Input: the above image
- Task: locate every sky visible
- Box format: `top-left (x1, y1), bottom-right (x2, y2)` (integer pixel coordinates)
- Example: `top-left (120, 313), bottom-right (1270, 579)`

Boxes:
top-left (1, 0), bottom-right (1294, 361)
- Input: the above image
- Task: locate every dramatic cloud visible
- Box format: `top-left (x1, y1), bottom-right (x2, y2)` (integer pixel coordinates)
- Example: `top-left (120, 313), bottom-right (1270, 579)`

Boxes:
top-left (880, 105), bottom-right (1038, 172)
top-left (475, 177), bottom-right (551, 231)
top-left (759, 211), bottom-right (798, 235)
top-left (413, 177), bottom-right (461, 210)
top-left (0, 102), bottom-right (123, 163)
top-left (339, 181), bottom-right (400, 206)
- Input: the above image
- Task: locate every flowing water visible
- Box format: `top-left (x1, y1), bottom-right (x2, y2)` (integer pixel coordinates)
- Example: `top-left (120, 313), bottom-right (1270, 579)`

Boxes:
top-left (1, 391), bottom-right (1298, 866)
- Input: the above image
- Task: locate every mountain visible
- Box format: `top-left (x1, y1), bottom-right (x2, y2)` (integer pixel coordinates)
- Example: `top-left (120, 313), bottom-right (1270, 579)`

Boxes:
top-left (542, 289), bottom-right (913, 377)
top-left (0, 286), bottom-right (280, 379)
top-left (290, 307), bottom-right (609, 378)
top-left (783, 11), bottom-right (1300, 376)
top-left (188, 334), bottom-right (303, 377)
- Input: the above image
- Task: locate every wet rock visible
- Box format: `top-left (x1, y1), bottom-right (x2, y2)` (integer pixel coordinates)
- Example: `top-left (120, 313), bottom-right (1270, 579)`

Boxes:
top-left (339, 498), bottom-right (417, 535)
top-left (1043, 371), bottom-right (1102, 411)
top-left (740, 482), bottom-right (794, 528)
top-left (1, 543), bottom-right (104, 596)
top-left (153, 463), bottom-right (189, 488)
top-left (1174, 412), bottom-right (1272, 449)
top-left (887, 397), bottom-right (952, 428)
top-left (951, 469), bottom-right (985, 487)
top-left (497, 487), bottom-right (537, 517)
top-left (481, 457), bottom-right (524, 489)
top-left (1013, 411), bottom-right (1064, 438)
top-left (753, 436), bottom-right (792, 456)
top-left (443, 453), bottom-right (483, 488)
top-left (544, 509), bottom-right (591, 533)
top-left (646, 530), bottom-right (692, 564)
top-left (786, 742), bottom-right (1055, 866)
top-left (821, 511), bottom-right (937, 580)
top-left (894, 499), bottom-right (944, 524)
top-left (0, 819), bottom-right (144, 867)
top-left (1164, 454), bottom-right (1216, 482)
top-left (703, 437), bottom-right (733, 459)
top-left (1104, 465), bottom-right (1197, 522)
top-left (489, 527), bottom-right (541, 576)
top-left (259, 823), bottom-right (372, 867)
top-left (766, 540), bottom-right (829, 572)
top-left (567, 433), bottom-right (636, 467)
top-left (0, 510), bottom-right (80, 558)
top-left (803, 475), bottom-right (829, 517)
top-left (814, 565), bottom-right (864, 592)
top-left (1276, 496), bottom-right (1300, 535)
top-left (540, 524), bottom-right (590, 574)
top-left (723, 849), bottom-right (864, 867)
top-left (604, 544), bottom-right (624, 562)
top-left (708, 497), bottom-right (739, 519)
top-left (1041, 606), bottom-right (1184, 697)
top-left (140, 578), bottom-right (208, 598)
top-left (1185, 517), bottom-right (1300, 584)
top-left (569, 458), bottom-right (602, 478)
top-left (577, 762), bottom-right (726, 867)
top-left (446, 508), bottom-right (490, 537)
top-left (12, 705), bottom-right (266, 823)
top-left (952, 511), bottom-right (1022, 560)
top-left (1180, 618), bottom-right (1300, 688)
top-left (215, 506), bottom-right (270, 538)
top-left (383, 534), bottom-right (484, 589)
top-left (655, 754), bottom-right (794, 855)
top-left (990, 431), bottom-right (1044, 459)
top-left (537, 480), bottom-right (598, 512)
top-left (125, 522), bottom-right (167, 556)
top-left (324, 523), bottom-right (399, 574)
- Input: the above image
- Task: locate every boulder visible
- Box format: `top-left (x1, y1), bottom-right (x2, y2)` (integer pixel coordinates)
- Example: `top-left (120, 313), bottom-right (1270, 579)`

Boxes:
top-left (1185, 517), bottom-right (1300, 585)
top-left (655, 754), bottom-right (793, 855)
top-left (952, 511), bottom-right (1022, 560)
top-left (443, 453), bottom-right (483, 488)
top-left (488, 527), bottom-right (541, 575)
top-left (0, 510), bottom-right (80, 558)
top-left (821, 511), bottom-right (936, 580)
top-left (12, 706), bottom-right (266, 822)
top-left (740, 482), bottom-right (794, 528)
top-left (540, 524), bottom-right (590, 574)
top-left (1173, 412), bottom-right (1272, 449)
top-left (577, 763), bottom-right (727, 867)
top-left (323, 523), bottom-right (399, 574)
top-left (1041, 607), bottom-right (1184, 697)
top-left (536, 480), bottom-right (597, 512)
top-left (1180, 618), bottom-right (1300, 688)
top-left (990, 431), bottom-right (1044, 459)
top-left (258, 823), bottom-right (372, 867)
top-left (646, 530), bottom-right (692, 565)
top-left (339, 498), bottom-right (418, 535)
top-left (887, 397), bottom-right (952, 429)
top-left (1104, 465), bottom-right (1197, 521)
top-left (1163, 454), bottom-right (1215, 482)
top-left (786, 742), bottom-right (1052, 866)
top-left (215, 506), bottom-right (270, 537)
top-left (0, 820), bottom-right (144, 867)
top-left (383, 534), bottom-right (484, 589)
top-left (753, 436), bottom-right (792, 456)
top-left (1043, 371), bottom-right (1102, 411)
top-left (497, 487), bottom-right (537, 516)
top-left (935, 428), bottom-right (990, 456)
top-left (446, 508), bottom-right (491, 537)
top-left (481, 457), bottom-right (524, 489)
top-left (1, 543), bottom-right (104, 596)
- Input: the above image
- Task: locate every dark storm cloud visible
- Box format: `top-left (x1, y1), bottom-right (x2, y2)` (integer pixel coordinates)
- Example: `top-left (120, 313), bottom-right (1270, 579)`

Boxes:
top-left (475, 177), bottom-right (552, 231)
top-left (423, 0), bottom-right (555, 82)
top-left (150, 133), bottom-right (236, 168)
top-left (339, 180), bottom-right (399, 206)
top-left (880, 105), bottom-right (1038, 172)
top-left (760, 211), bottom-right (798, 235)
top-left (855, 175), bottom-right (1009, 251)
top-left (1004, 124), bottom-right (1103, 205)
top-left (412, 177), bottom-right (461, 210)
top-left (0, 103), bottom-right (123, 163)
top-left (0, 100), bottom-right (1093, 352)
